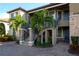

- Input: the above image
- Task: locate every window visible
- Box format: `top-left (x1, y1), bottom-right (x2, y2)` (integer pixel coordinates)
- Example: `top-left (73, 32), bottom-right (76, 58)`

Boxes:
top-left (57, 11), bottom-right (62, 21)
top-left (63, 11), bottom-right (69, 20)
top-left (11, 12), bottom-right (18, 18)
top-left (58, 28), bottom-right (62, 37)
top-left (11, 13), bottom-right (14, 18)
top-left (16, 12), bottom-right (18, 15)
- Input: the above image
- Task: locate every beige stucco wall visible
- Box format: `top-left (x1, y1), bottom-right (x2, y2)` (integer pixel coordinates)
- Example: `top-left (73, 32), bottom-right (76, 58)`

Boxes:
top-left (0, 21), bottom-right (10, 34)
top-left (70, 3), bottom-right (79, 14)
top-left (9, 10), bottom-right (26, 18)
top-left (69, 3), bottom-right (79, 36)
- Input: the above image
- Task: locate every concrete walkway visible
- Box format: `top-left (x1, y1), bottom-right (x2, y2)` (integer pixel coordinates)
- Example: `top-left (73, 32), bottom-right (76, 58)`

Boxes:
top-left (0, 41), bottom-right (76, 56)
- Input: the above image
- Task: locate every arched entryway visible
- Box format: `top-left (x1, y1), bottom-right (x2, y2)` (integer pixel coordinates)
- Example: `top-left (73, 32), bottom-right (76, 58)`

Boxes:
top-left (0, 23), bottom-right (5, 35)
top-left (27, 28), bottom-right (56, 46)
top-left (0, 22), bottom-right (9, 35)
top-left (40, 28), bottom-right (56, 46)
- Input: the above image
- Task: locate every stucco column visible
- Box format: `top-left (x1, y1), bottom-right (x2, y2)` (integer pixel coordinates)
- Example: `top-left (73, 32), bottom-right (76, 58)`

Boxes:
top-left (69, 30), bottom-right (72, 44)
top-left (70, 36), bottom-right (72, 44)
top-left (45, 30), bottom-right (48, 43)
top-left (52, 29), bottom-right (54, 45)
top-left (54, 29), bottom-right (57, 45)
top-left (19, 29), bottom-right (23, 45)
top-left (28, 28), bottom-right (34, 46)
top-left (52, 29), bottom-right (56, 46)
top-left (41, 32), bottom-right (43, 44)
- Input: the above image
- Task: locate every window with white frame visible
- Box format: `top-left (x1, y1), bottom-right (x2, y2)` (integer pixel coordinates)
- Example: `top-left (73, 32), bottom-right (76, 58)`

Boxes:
top-left (16, 12), bottom-right (18, 15)
top-left (57, 11), bottom-right (62, 21)
top-left (11, 12), bottom-right (19, 18)
top-left (63, 10), bottom-right (69, 20)
top-left (11, 13), bottom-right (15, 18)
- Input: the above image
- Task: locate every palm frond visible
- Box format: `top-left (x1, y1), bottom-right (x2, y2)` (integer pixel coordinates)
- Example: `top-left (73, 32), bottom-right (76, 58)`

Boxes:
top-left (10, 14), bottom-right (27, 30)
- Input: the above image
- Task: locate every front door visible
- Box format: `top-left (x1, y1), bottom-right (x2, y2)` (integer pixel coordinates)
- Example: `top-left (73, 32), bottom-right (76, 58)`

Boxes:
top-left (63, 27), bottom-right (69, 43)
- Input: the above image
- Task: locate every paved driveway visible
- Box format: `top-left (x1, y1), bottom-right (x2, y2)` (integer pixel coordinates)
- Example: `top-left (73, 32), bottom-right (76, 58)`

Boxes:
top-left (0, 42), bottom-right (76, 56)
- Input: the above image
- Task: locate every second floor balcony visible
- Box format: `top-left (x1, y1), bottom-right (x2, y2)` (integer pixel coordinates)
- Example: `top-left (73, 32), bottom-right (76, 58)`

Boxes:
top-left (41, 10), bottom-right (69, 29)
top-left (57, 10), bottom-right (69, 27)
top-left (48, 10), bottom-right (69, 27)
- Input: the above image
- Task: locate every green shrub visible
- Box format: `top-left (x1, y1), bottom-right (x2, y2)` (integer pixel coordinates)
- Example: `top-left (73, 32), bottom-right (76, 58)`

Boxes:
top-left (48, 37), bottom-right (52, 45)
top-left (0, 35), bottom-right (14, 42)
top-left (41, 42), bottom-right (50, 47)
top-left (4, 35), bottom-right (15, 41)
top-left (34, 38), bottom-right (41, 47)
top-left (71, 36), bottom-right (79, 45)
top-left (0, 37), bottom-right (8, 42)
top-left (34, 37), bottom-right (52, 47)
top-left (0, 23), bottom-right (5, 36)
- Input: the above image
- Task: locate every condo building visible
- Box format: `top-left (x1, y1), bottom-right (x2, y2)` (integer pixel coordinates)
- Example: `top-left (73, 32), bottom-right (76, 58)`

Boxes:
top-left (5, 3), bottom-right (79, 45)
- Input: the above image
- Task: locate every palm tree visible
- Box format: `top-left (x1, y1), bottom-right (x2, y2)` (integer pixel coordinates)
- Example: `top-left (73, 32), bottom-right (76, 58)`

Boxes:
top-left (10, 14), bottom-right (27, 40)
top-left (30, 9), bottom-right (56, 40)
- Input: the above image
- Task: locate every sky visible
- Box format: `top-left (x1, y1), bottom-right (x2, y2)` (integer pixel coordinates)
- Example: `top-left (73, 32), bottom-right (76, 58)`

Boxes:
top-left (0, 3), bottom-right (48, 18)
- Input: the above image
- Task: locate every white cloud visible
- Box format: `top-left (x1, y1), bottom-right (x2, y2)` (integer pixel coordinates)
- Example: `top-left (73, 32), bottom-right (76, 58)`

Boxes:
top-left (0, 13), bottom-right (9, 19)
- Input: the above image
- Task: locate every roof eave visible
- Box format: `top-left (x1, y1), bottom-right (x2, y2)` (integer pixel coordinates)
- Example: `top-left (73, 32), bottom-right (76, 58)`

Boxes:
top-left (7, 7), bottom-right (27, 13)
top-left (27, 3), bottom-right (68, 14)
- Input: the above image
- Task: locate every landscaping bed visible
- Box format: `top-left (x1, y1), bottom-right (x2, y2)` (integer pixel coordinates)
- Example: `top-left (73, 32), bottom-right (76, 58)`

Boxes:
top-left (34, 37), bottom-right (53, 48)
top-left (68, 45), bottom-right (79, 55)
top-left (68, 36), bottom-right (79, 55)
top-left (0, 35), bottom-right (14, 42)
